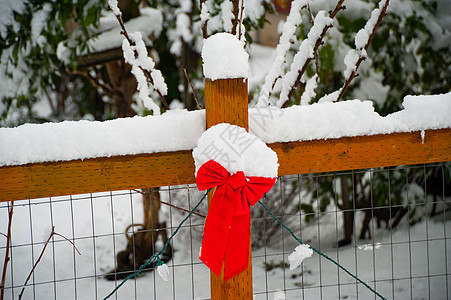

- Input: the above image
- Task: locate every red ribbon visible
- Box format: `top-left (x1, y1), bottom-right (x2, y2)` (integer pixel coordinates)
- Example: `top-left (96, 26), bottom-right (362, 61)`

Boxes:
top-left (196, 160), bottom-right (276, 281)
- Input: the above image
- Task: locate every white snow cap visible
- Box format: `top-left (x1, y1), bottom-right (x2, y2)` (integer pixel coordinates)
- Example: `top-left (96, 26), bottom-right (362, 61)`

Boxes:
top-left (201, 33), bottom-right (249, 80)
top-left (288, 244), bottom-right (313, 270)
top-left (192, 123), bottom-right (278, 178)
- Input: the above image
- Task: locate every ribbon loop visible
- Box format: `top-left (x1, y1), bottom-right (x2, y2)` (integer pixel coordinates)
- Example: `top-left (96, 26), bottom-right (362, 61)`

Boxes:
top-left (196, 160), bottom-right (276, 280)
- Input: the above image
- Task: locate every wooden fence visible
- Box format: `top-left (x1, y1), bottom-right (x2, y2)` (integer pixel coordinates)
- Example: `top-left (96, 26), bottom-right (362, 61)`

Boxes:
top-left (1, 76), bottom-right (450, 299)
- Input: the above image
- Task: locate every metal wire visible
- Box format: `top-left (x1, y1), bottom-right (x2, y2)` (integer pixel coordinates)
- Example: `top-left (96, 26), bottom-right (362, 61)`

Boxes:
top-left (1, 163), bottom-right (450, 299)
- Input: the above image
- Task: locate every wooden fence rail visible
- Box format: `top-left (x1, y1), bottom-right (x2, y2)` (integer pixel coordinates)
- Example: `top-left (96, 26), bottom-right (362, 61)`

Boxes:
top-left (1, 128), bottom-right (450, 203)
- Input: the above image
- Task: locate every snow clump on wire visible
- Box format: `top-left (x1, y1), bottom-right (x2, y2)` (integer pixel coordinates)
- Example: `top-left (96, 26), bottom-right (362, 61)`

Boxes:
top-left (288, 244), bottom-right (313, 270)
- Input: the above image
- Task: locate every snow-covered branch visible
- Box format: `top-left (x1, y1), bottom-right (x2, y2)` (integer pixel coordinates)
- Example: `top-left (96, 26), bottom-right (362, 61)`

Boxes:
top-left (332, 0), bottom-right (391, 103)
top-left (108, 0), bottom-right (168, 114)
top-left (260, 0), bottom-right (345, 108)
top-left (257, 0), bottom-right (309, 106)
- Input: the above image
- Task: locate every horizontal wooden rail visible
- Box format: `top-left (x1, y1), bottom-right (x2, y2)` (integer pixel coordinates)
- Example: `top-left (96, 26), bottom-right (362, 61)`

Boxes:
top-left (1, 128), bottom-right (450, 202)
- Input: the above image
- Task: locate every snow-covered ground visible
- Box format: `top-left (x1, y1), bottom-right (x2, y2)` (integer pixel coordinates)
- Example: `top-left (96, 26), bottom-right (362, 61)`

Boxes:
top-left (1, 188), bottom-right (449, 299)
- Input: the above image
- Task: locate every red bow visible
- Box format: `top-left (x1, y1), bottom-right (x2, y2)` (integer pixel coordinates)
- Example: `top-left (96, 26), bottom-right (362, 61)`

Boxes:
top-left (196, 160), bottom-right (276, 281)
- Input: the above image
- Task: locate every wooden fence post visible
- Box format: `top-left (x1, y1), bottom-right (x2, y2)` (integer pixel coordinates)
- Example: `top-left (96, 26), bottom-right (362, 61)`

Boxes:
top-left (205, 77), bottom-right (253, 299)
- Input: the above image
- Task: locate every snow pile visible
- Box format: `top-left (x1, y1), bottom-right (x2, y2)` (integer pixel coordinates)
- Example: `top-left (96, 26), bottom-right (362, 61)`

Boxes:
top-left (192, 123), bottom-right (278, 177)
top-left (288, 244), bottom-right (313, 270)
top-left (0, 110), bottom-right (205, 167)
top-left (385, 93), bottom-right (451, 130)
top-left (201, 33), bottom-right (249, 80)
top-left (250, 92), bottom-right (451, 143)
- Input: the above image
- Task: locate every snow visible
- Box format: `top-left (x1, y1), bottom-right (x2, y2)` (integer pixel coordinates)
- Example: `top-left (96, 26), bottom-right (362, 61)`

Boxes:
top-left (122, 31), bottom-right (167, 114)
top-left (275, 9), bottom-right (333, 107)
top-left (201, 33), bottom-right (249, 80)
top-left (258, 0), bottom-right (308, 106)
top-left (300, 74), bottom-right (318, 105)
top-left (277, 40), bottom-right (314, 106)
top-left (354, 4), bottom-right (385, 50)
top-left (0, 109), bottom-right (205, 167)
top-left (307, 11), bottom-right (333, 47)
top-left (288, 244), bottom-right (313, 270)
top-left (1, 93), bottom-right (450, 167)
top-left (358, 242), bottom-right (382, 251)
top-left (248, 44), bottom-right (277, 92)
top-left (250, 92), bottom-right (451, 144)
top-left (176, 13), bottom-right (193, 43)
top-left (107, 0), bottom-right (121, 16)
top-left (343, 49), bottom-right (360, 80)
top-left (30, 3), bottom-right (51, 47)
top-left (86, 8), bottom-right (163, 54)
top-left (192, 123), bottom-right (278, 178)
top-left (220, 0), bottom-right (234, 33)
top-left (273, 290), bottom-right (286, 300)
top-left (0, 0), bottom-right (26, 39)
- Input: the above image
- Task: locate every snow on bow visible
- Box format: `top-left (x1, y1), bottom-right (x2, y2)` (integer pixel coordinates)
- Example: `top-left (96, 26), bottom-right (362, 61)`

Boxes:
top-left (193, 123), bottom-right (278, 280)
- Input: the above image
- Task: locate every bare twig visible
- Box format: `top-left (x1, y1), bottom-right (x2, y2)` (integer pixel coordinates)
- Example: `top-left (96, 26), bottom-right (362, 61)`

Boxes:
top-left (69, 68), bottom-right (115, 97)
top-left (238, 0), bottom-right (245, 38)
top-left (334, 0), bottom-right (390, 103)
top-left (0, 203), bottom-right (13, 300)
top-left (132, 189), bottom-right (206, 218)
top-left (231, 0), bottom-right (240, 36)
top-left (282, 0), bottom-right (346, 106)
top-left (308, 4), bottom-right (320, 78)
top-left (53, 232), bottom-right (81, 255)
top-left (182, 67), bottom-right (202, 110)
top-left (18, 228), bottom-right (54, 300)
top-left (18, 228), bottom-right (81, 300)
top-left (0, 233), bottom-right (6, 239)
top-left (200, 0), bottom-right (209, 39)
top-left (112, 13), bottom-right (170, 110)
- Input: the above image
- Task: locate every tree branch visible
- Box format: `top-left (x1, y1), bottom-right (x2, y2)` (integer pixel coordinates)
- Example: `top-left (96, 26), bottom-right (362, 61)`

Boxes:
top-left (18, 228), bottom-right (81, 300)
top-left (334, 0), bottom-right (390, 103)
top-left (69, 68), bottom-right (115, 97)
top-left (132, 189), bottom-right (206, 218)
top-left (282, 0), bottom-right (346, 106)
top-left (112, 12), bottom-right (170, 110)
top-left (182, 66), bottom-right (202, 110)
top-left (0, 203), bottom-right (13, 300)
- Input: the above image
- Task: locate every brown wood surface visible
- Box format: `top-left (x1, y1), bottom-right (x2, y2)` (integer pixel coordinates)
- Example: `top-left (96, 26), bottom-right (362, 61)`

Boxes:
top-left (273, 128), bottom-right (451, 175)
top-left (205, 78), bottom-right (254, 300)
top-left (1, 129), bottom-right (450, 203)
top-left (0, 150), bottom-right (195, 202)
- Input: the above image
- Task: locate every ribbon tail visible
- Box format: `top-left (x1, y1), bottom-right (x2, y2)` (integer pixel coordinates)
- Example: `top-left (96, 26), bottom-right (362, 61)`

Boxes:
top-left (199, 185), bottom-right (235, 277)
top-left (224, 198), bottom-right (251, 281)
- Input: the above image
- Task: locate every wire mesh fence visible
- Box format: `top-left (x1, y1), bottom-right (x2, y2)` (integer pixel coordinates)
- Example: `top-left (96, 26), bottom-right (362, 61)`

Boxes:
top-left (1, 162), bottom-right (449, 299)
